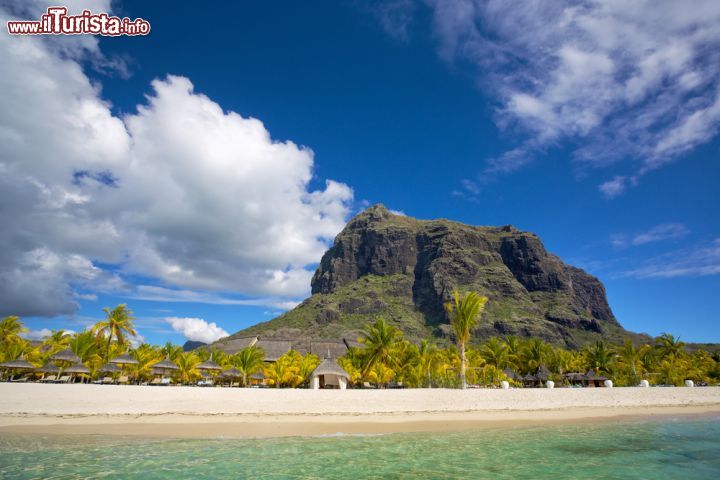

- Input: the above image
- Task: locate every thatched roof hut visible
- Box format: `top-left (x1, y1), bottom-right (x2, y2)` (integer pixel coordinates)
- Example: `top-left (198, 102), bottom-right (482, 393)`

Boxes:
top-left (64, 363), bottom-right (90, 374)
top-left (250, 371), bottom-right (265, 380)
top-left (311, 359), bottom-right (350, 380)
top-left (214, 336), bottom-right (259, 354)
top-left (585, 369), bottom-right (607, 381)
top-left (196, 360), bottom-right (222, 371)
top-left (502, 368), bottom-right (520, 380)
top-left (310, 341), bottom-right (349, 359)
top-left (51, 349), bottom-right (80, 363)
top-left (220, 368), bottom-right (242, 378)
top-left (37, 363), bottom-right (60, 374)
top-left (536, 364), bottom-right (551, 381)
top-left (99, 363), bottom-right (122, 373)
top-left (151, 357), bottom-right (179, 371)
top-left (0, 358), bottom-right (35, 370)
top-left (255, 339), bottom-right (292, 361)
top-left (563, 372), bottom-right (586, 383)
top-left (110, 353), bottom-right (138, 365)
top-left (342, 338), bottom-right (363, 350)
top-left (310, 359), bottom-right (350, 389)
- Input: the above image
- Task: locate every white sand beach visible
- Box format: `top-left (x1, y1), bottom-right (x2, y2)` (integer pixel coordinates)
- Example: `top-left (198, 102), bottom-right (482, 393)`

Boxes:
top-left (1, 384), bottom-right (719, 437)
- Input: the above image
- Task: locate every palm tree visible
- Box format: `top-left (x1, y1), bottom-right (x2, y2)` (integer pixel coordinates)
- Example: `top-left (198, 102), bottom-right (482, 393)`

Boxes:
top-left (162, 342), bottom-right (183, 361)
top-left (481, 337), bottom-right (509, 369)
top-left (127, 344), bottom-right (163, 383)
top-left (417, 340), bottom-right (438, 387)
top-left (93, 304), bottom-right (137, 361)
top-left (232, 346), bottom-right (265, 386)
top-left (360, 318), bottom-right (403, 376)
top-left (616, 339), bottom-right (649, 382)
top-left (69, 330), bottom-right (100, 364)
top-left (42, 329), bottom-right (71, 352)
top-left (294, 353), bottom-right (320, 387)
top-left (265, 355), bottom-right (293, 388)
top-left (174, 352), bottom-right (201, 384)
top-left (444, 290), bottom-right (488, 389)
top-left (391, 340), bottom-right (418, 385)
top-left (0, 316), bottom-right (26, 346)
top-left (521, 338), bottom-right (550, 373)
top-left (585, 340), bottom-right (615, 375)
top-left (368, 362), bottom-right (395, 388)
top-left (655, 333), bottom-right (686, 359)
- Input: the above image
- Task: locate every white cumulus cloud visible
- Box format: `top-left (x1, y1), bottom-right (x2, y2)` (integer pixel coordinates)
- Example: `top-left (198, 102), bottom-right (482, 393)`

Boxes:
top-left (0, 4), bottom-right (353, 317)
top-left (165, 317), bottom-right (229, 344)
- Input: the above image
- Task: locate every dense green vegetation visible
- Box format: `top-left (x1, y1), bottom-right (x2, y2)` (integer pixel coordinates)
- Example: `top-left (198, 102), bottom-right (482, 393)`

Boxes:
top-left (0, 310), bottom-right (282, 386)
top-left (1, 301), bottom-right (719, 388)
top-left (340, 320), bottom-right (720, 388)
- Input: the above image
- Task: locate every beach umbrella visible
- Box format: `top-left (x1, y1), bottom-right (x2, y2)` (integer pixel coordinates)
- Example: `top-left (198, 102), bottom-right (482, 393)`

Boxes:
top-left (0, 358), bottom-right (36, 370)
top-left (36, 363), bottom-right (60, 381)
top-left (99, 363), bottom-right (122, 373)
top-left (196, 360), bottom-right (222, 371)
top-left (51, 349), bottom-right (80, 364)
top-left (151, 357), bottom-right (179, 374)
top-left (37, 363), bottom-right (60, 373)
top-left (62, 362), bottom-right (90, 384)
top-left (37, 363), bottom-right (60, 374)
top-left (0, 358), bottom-right (36, 381)
top-left (220, 368), bottom-right (242, 378)
top-left (536, 364), bottom-right (551, 381)
top-left (109, 353), bottom-right (138, 366)
top-left (64, 363), bottom-right (90, 374)
top-left (250, 371), bottom-right (265, 381)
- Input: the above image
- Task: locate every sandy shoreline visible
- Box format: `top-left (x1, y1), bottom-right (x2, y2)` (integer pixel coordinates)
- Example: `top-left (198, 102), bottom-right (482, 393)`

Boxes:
top-left (1, 384), bottom-right (719, 438)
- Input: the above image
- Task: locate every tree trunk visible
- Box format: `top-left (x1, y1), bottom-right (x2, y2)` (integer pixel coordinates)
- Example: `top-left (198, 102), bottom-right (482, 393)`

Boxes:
top-left (460, 343), bottom-right (467, 389)
top-left (105, 333), bottom-right (113, 362)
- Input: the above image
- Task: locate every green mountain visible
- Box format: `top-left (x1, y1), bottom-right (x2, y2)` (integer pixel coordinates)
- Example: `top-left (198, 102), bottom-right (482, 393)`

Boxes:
top-left (219, 205), bottom-right (645, 349)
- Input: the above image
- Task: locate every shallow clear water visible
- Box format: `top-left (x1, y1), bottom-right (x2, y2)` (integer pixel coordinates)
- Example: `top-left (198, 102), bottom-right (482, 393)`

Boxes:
top-left (1, 417), bottom-right (720, 479)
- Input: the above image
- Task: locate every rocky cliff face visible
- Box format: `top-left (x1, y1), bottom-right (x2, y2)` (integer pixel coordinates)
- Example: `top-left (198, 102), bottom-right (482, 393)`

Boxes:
top-left (226, 205), bottom-right (633, 348)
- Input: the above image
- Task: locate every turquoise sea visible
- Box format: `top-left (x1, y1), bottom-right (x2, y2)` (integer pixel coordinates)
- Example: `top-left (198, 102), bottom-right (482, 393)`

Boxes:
top-left (1, 417), bottom-right (719, 479)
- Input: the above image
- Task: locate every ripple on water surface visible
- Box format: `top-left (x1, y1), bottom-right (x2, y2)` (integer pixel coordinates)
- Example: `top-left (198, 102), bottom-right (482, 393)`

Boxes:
top-left (1, 417), bottom-right (720, 479)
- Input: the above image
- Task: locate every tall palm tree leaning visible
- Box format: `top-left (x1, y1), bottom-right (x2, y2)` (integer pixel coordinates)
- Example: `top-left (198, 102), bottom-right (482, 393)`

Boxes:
top-left (93, 304), bottom-right (137, 361)
top-left (444, 289), bottom-right (488, 389)
top-left (360, 318), bottom-right (402, 377)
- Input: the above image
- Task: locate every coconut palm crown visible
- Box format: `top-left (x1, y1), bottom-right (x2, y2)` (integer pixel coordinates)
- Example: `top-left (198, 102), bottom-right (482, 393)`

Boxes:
top-left (92, 304), bottom-right (137, 361)
top-left (444, 289), bottom-right (488, 389)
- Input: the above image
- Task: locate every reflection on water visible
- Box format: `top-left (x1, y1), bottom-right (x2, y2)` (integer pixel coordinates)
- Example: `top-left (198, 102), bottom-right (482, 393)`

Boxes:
top-left (1, 417), bottom-right (719, 479)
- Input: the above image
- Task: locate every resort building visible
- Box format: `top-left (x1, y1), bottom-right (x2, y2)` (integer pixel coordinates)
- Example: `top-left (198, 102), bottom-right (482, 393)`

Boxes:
top-left (309, 358), bottom-right (350, 390)
top-left (214, 336), bottom-right (356, 362)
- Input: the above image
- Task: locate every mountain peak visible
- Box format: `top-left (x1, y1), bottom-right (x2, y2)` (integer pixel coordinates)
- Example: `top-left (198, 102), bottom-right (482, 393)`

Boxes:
top-left (224, 210), bottom-right (639, 349)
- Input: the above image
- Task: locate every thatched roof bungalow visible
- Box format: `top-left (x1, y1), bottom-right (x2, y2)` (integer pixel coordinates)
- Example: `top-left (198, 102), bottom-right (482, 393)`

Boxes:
top-left (0, 358), bottom-right (35, 370)
top-left (309, 359), bottom-right (350, 390)
top-left (196, 360), bottom-right (222, 371)
top-left (51, 349), bottom-right (80, 364)
top-left (255, 339), bottom-right (293, 362)
top-left (214, 336), bottom-right (259, 354)
top-left (109, 353), bottom-right (138, 366)
top-left (584, 369), bottom-right (609, 387)
top-left (310, 341), bottom-right (349, 359)
top-left (212, 336), bottom-right (352, 362)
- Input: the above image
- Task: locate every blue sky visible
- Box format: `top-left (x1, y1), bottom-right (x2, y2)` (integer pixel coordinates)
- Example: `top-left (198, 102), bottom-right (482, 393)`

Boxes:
top-left (2, 1), bottom-right (719, 345)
